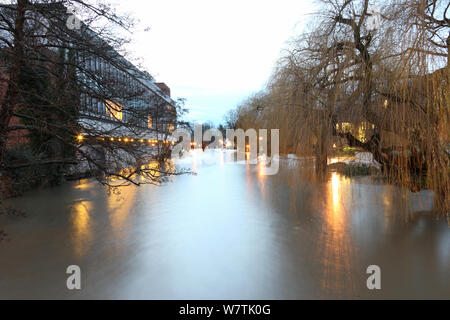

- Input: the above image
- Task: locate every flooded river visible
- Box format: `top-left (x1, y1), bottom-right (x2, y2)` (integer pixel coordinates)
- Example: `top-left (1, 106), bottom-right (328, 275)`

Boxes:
top-left (0, 150), bottom-right (449, 299)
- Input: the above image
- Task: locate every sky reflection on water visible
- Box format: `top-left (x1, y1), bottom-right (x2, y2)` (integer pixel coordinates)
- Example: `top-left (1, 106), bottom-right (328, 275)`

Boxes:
top-left (0, 150), bottom-right (448, 299)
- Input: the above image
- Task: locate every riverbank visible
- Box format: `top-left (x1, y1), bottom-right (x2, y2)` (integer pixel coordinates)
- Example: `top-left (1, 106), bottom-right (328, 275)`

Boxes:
top-left (0, 144), bottom-right (165, 200)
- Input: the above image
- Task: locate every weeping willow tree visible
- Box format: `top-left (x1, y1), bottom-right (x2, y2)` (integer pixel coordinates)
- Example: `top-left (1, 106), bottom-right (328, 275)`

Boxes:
top-left (234, 0), bottom-right (449, 211)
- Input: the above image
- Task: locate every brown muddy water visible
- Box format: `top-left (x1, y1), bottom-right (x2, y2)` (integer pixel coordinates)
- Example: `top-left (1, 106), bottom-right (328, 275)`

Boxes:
top-left (0, 150), bottom-right (448, 299)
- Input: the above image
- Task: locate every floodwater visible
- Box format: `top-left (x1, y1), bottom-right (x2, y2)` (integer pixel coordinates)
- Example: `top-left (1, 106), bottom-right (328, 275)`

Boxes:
top-left (0, 150), bottom-right (449, 299)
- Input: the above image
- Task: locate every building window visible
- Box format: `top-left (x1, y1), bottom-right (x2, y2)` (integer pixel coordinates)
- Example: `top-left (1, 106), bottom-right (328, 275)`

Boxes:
top-left (147, 114), bottom-right (152, 128)
top-left (81, 93), bottom-right (87, 110)
top-left (97, 100), bottom-right (103, 114)
top-left (106, 100), bottom-right (123, 121)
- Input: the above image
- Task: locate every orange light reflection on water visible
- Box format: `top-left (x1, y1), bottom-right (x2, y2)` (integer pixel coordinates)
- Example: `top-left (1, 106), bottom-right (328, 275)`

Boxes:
top-left (70, 201), bottom-right (93, 258)
top-left (319, 172), bottom-right (356, 296)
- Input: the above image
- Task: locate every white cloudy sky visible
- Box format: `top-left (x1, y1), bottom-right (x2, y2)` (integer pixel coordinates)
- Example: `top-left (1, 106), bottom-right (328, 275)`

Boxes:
top-left (109, 0), bottom-right (315, 125)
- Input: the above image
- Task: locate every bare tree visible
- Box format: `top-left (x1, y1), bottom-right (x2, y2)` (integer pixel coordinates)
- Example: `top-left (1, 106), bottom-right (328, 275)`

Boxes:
top-left (0, 0), bottom-right (186, 196)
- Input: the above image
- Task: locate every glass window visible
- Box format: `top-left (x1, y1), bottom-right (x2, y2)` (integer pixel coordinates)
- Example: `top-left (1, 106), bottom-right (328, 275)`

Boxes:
top-left (98, 100), bottom-right (103, 114)
top-left (106, 100), bottom-right (123, 121)
top-left (148, 115), bottom-right (152, 128)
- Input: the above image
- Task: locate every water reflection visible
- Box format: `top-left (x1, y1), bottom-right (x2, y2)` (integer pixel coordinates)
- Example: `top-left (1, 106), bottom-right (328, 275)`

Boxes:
top-left (0, 150), bottom-right (448, 299)
top-left (108, 186), bottom-right (138, 239)
top-left (331, 172), bottom-right (341, 210)
top-left (319, 172), bottom-right (355, 296)
top-left (70, 201), bottom-right (93, 258)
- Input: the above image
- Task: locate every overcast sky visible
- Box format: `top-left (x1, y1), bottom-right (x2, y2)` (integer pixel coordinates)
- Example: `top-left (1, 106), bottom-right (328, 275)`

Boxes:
top-left (110, 0), bottom-right (314, 125)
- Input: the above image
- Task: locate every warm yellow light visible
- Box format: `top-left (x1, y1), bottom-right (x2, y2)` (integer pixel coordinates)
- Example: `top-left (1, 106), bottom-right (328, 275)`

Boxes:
top-left (331, 172), bottom-right (340, 207)
top-left (118, 138), bottom-right (122, 142)
top-left (333, 144), bottom-right (337, 149)
top-left (110, 137), bottom-right (114, 141)
top-left (259, 137), bottom-right (263, 141)
top-left (106, 100), bottom-right (123, 121)
top-left (139, 139), bottom-right (144, 143)
top-left (124, 138), bottom-right (129, 142)
top-left (77, 135), bottom-right (84, 141)
top-left (131, 139), bottom-right (134, 142)
top-left (148, 115), bottom-right (152, 128)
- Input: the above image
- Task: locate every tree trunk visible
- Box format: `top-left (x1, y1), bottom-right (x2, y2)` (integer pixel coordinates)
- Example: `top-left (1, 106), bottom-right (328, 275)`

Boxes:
top-left (0, 0), bottom-right (26, 175)
top-left (315, 119), bottom-right (329, 175)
